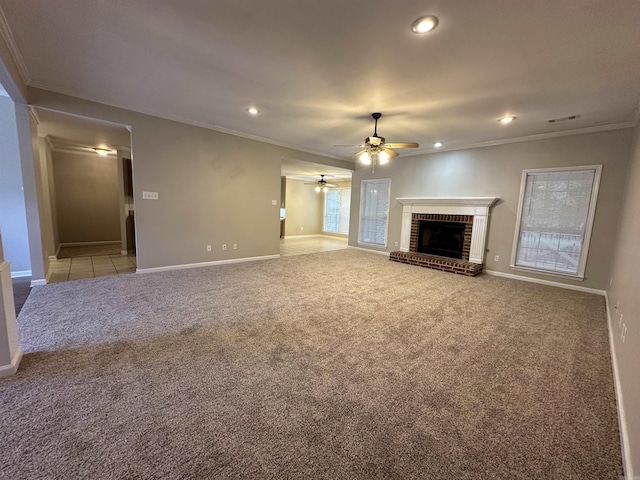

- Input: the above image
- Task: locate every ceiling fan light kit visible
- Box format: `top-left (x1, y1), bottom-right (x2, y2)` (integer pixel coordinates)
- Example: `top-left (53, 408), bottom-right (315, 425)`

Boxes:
top-left (351, 113), bottom-right (419, 172)
top-left (305, 174), bottom-right (336, 193)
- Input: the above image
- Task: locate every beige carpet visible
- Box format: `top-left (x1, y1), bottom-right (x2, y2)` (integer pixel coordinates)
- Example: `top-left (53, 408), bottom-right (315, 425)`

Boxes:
top-left (0, 250), bottom-right (622, 479)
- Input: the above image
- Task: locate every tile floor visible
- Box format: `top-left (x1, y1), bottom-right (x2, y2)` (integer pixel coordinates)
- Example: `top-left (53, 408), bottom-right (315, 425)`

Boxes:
top-left (48, 254), bottom-right (137, 283)
top-left (45, 237), bottom-right (342, 283)
top-left (280, 235), bottom-right (348, 257)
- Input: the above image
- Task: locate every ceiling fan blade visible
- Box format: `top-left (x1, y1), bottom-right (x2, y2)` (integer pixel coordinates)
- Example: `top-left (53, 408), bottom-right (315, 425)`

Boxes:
top-left (351, 149), bottom-right (368, 159)
top-left (385, 142), bottom-right (419, 149)
top-left (382, 148), bottom-right (399, 158)
top-left (303, 182), bottom-right (318, 185)
top-left (333, 144), bottom-right (364, 147)
top-left (325, 183), bottom-right (338, 187)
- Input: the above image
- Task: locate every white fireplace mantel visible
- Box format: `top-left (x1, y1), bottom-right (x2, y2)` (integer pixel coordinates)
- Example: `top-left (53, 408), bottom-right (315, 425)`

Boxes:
top-left (396, 197), bottom-right (498, 264)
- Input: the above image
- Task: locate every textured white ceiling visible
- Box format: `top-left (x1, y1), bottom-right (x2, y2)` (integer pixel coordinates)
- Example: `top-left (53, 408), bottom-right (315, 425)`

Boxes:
top-left (2, 0), bottom-right (639, 160)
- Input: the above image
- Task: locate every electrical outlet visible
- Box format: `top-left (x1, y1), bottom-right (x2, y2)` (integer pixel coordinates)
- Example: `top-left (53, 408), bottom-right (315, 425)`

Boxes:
top-left (621, 324), bottom-right (627, 342)
top-left (206, 245), bottom-right (211, 252)
top-left (233, 244), bottom-right (237, 250)
top-left (222, 244), bottom-right (227, 251)
top-left (494, 255), bottom-right (499, 262)
top-left (271, 199), bottom-right (277, 206)
top-left (394, 241), bottom-right (399, 247)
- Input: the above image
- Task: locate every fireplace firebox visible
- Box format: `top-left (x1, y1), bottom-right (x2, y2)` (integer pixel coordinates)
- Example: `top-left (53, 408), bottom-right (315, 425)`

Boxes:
top-left (417, 220), bottom-right (465, 259)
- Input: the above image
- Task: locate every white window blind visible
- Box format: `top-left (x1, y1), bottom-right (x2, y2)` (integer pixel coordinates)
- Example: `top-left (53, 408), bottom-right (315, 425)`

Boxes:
top-left (358, 179), bottom-right (390, 246)
top-left (513, 166), bottom-right (601, 277)
top-left (324, 188), bottom-right (351, 234)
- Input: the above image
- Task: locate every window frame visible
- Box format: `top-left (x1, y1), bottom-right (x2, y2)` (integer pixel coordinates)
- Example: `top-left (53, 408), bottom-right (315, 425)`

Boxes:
top-left (510, 165), bottom-right (603, 280)
top-left (358, 178), bottom-right (391, 248)
top-left (323, 187), bottom-right (351, 235)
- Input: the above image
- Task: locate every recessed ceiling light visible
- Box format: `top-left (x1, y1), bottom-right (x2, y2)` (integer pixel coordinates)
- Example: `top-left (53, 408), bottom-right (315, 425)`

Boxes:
top-left (411, 16), bottom-right (439, 34)
top-left (498, 116), bottom-right (516, 124)
top-left (247, 107), bottom-right (259, 115)
top-left (433, 142), bottom-right (443, 148)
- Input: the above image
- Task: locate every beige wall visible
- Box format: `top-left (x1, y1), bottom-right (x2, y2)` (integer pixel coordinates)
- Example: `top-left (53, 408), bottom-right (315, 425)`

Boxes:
top-left (52, 151), bottom-right (120, 244)
top-left (350, 129), bottom-right (633, 291)
top-left (28, 88), bottom-right (351, 269)
top-left (607, 123), bottom-right (640, 476)
top-left (284, 179), bottom-right (323, 236)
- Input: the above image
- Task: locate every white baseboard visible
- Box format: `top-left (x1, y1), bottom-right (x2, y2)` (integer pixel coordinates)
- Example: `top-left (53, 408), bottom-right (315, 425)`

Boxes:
top-left (605, 293), bottom-right (634, 480)
top-left (283, 234), bottom-right (324, 239)
top-left (136, 254), bottom-right (281, 274)
top-left (120, 250), bottom-right (128, 256)
top-left (0, 347), bottom-right (23, 378)
top-left (30, 279), bottom-right (47, 287)
top-left (48, 256), bottom-right (58, 262)
top-left (10, 270), bottom-right (32, 279)
top-left (483, 269), bottom-right (605, 296)
top-left (348, 246), bottom-right (390, 257)
top-left (59, 241), bottom-right (120, 247)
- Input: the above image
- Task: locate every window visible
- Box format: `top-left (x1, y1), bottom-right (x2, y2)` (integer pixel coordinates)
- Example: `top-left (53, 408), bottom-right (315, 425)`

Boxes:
top-left (511, 165), bottom-right (602, 278)
top-left (324, 188), bottom-right (351, 235)
top-left (358, 179), bottom-right (391, 247)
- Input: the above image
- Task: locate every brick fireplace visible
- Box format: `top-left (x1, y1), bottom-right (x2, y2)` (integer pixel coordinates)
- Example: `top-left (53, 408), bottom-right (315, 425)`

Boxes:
top-left (390, 197), bottom-right (497, 276)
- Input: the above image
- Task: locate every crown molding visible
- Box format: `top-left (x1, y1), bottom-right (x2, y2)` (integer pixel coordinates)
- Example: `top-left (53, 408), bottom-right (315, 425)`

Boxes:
top-left (44, 135), bottom-right (54, 151)
top-left (29, 81), bottom-right (347, 162)
top-left (28, 106), bottom-right (40, 125)
top-left (27, 81), bottom-right (638, 161)
top-left (50, 143), bottom-right (115, 157)
top-left (0, 6), bottom-right (30, 85)
top-left (404, 121), bottom-right (636, 157)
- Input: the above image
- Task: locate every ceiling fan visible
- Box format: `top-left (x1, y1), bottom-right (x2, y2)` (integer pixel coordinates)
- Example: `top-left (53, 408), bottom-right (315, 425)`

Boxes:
top-left (304, 174), bottom-right (336, 192)
top-left (336, 113), bottom-right (419, 171)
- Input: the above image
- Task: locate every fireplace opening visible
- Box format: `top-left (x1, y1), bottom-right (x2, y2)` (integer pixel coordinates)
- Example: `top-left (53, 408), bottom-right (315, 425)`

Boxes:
top-left (417, 220), bottom-right (465, 259)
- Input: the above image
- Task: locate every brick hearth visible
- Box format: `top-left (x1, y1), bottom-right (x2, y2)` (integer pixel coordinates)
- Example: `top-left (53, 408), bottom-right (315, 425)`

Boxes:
top-left (390, 212), bottom-right (483, 276)
top-left (390, 251), bottom-right (483, 276)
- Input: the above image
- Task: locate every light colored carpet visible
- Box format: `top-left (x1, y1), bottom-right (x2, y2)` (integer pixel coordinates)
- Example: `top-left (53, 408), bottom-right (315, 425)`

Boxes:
top-left (0, 250), bottom-right (622, 479)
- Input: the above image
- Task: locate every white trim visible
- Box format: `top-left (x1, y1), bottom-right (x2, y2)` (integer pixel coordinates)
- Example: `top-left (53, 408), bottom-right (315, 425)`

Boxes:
top-left (0, 6), bottom-right (30, 84)
top-left (403, 122), bottom-right (635, 156)
top-left (10, 270), bottom-right (31, 278)
top-left (136, 254), bottom-right (280, 274)
top-left (48, 255), bottom-right (57, 262)
top-left (120, 250), bottom-right (128, 256)
top-left (0, 346), bottom-right (22, 378)
top-left (396, 197), bottom-right (497, 209)
top-left (59, 241), bottom-right (120, 247)
top-left (396, 197), bottom-right (497, 263)
top-left (283, 234), bottom-right (326, 239)
top-left (483, 269), bottom-right (605, 295)
top-left (348, 245), bottom-right (391, 257)
top-left (30, 279), bottom-right (47, 287)
top-left (604, 292), bottom-right (634, 480)
top-left (510, 165), bottom-right (602, 279)
top-left (509, 265), bottom-right (585, 281)
top-left (28, 106), bottom-right (41, 125)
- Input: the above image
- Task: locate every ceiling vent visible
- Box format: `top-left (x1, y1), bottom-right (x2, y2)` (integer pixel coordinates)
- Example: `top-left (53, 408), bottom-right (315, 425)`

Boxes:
top-left (548, 115), bottom-right (578, 123)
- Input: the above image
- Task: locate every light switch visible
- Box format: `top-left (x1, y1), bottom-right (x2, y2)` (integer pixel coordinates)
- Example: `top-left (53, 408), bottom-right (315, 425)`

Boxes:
top-left (271, 199), bottom-right (277, 206)
top-left (142, 191), bottom-right (159, 200)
